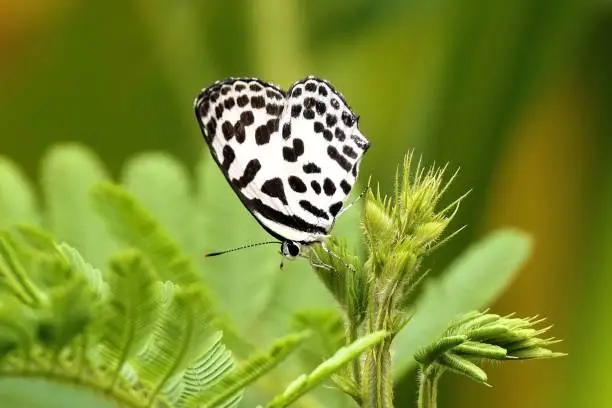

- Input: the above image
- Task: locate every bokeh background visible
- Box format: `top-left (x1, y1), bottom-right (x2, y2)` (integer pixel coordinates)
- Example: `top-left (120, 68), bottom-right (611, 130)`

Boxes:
top-left (1, 0), bottom-right (610, 407)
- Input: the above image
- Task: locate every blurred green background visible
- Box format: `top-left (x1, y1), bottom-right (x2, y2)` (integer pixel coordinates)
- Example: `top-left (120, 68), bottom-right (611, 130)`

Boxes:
top-left (1, 0), bottom-right (610, 407)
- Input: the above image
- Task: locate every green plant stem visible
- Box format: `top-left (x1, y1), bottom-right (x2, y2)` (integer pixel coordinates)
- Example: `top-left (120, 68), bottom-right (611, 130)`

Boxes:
top-left (362, 254), bottom-right (419, 407)
top-left (417, 368), bottom-right (441, 408)
top-left (363, 287), bottom-right (396, 407)
top-left (348, 318), bottom-right (362, 386)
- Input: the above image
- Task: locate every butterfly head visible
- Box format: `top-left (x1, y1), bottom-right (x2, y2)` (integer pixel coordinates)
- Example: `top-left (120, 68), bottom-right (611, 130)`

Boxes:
top-left (281, 241), bottom-right (301, 259)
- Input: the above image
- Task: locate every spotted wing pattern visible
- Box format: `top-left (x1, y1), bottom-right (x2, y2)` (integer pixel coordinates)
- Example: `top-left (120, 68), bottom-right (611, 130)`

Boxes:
top-left (194, 76), bottom-right (369, 244)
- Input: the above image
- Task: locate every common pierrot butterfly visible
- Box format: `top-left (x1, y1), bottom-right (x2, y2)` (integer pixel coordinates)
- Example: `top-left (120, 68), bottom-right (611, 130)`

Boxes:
top-left (194, 76), bottom-right (370, 260)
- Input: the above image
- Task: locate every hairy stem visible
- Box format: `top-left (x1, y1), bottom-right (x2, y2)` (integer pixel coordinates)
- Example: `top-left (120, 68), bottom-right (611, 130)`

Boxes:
top-left (417, 368), bottom-right (441, 408)
top-left (348, 319), bottom-right (362, 386)
top-left (362, 252), bottom-right (420, 407)
top-left (362, 284), bottom-right (396, 407)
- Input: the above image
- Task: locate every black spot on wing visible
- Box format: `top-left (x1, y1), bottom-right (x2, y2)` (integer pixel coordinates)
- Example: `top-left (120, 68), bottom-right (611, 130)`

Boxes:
top-left (240, 110), bottom-right (254, 126)
top-left (341, 110), bottom-right (355, 127)
top-left (303, 163), bottom-right (321, 174)
top-left (266, 103), bottom-right (283, 115)
top-left (266, 118), bottom-right (279, 133)
top-left (323, 178), bottom-right (336, 196)
top-left (261, 178), bottom-right (288, 205)
top-left (315, 100), bottom-right (326, 115)
top-left (291, 105), bottom-right (302, 118)
top-left (299, 200), bottom-right (329, 220)
top-left (288, 176), bottom-right (307, 193)
top-left (342, 145), bottom-right (358, 159)
top-left (221, 121), bottom-right (234, 140)
top-left (215, 104), bottom-right (224, 119)
top-left (221, 145), bottom-right (235, 171)
top-left (292, 87), bottom-right (302, 97)
top-left (327, 145), bottom-right (352, 172)
top-left (234, 121), bottom-right (246, 143)
top-left (318, 85), bottom-right (328, 96)
top-left (255, 124), bottom-right (271, 145)
top-left (283, 138), bottom-right (305, 162)
top-left (326, 114), bottom-right (337, 127)
top-left (311, 180), bottom-right (321, 194)
top-left (304, 97), bottom-right (315, 109)
top-left (305, 82), bottom-right (317, 92)
top-left (251, 95), bottom-right (266, 109)
top-left (303, 109), bottom-right (315, 120)
top-left (224, 98), bottom-right (235, 110)
top-left (237, 94), bottom-right (249, 107)
top-left (282, 123), bottom-right (291, 139)
top-left (232, 159), bottom-right (261, 189)
top-left (197, 100), bottom-right (210, 118)
top-left (340, 180), bottom-right (352, 195)
top-left (206, 118), bottom-right (217, 139)
top-left (329, 202), bottom-right (343, 217)
top-left (249, 83), bottom-right (262, 92)
top-left (335, 128), bottom-right (346, 141)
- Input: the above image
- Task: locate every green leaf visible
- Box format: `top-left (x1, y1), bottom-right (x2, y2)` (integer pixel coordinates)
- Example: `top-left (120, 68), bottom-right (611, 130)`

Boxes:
top-left (0, 299), bottom-right (37, 359)
top-left (393, 229), bottom-right (532, 379)
top-left (197, 331), bottom-right (308, 408)
top-left (170, 332), bottom-right (238, 407)
top-left (132, 285), bottom-right (216, 401)
top-left (265, 330), bottom-right (388, 408)
top-left (91, 182), bottom-right (206, 289)
top-left (40, 144), bottom-right (116, 268)
top-left (121, 152), bottom-right (199, 255)
top-left (0, 235), bottom-right (45, 307)
top-left (99, 250), bottom-right (160, 385)
top-left (290, 309), bottom-right (345, 370)
top-left (414, 335), bottom-right (467, 366)
top-left (39, 274), bottom-right (96, 350)
top-left (0, 157), bottom-right (40, 228)
top-left (439, 353), bottom-right (488, 384)
top-left (57, 243), bottom-right (107, 301)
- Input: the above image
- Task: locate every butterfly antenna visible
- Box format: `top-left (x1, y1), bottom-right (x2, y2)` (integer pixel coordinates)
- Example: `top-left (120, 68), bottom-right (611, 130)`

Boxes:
top-left (205, 241), bottom-right (280, 257)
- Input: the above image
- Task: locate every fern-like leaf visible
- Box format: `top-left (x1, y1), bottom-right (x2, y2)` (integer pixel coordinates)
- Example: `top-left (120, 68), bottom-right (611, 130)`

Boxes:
top-left (99, 250), bottom-right (161, 389)
top-left (131, 284), bottom-right (217, 404)
top-left (197, 332), bottom-right (308, 408)
top-left (0, 227), bottom-right (244, 408)
top-left (91, 182), bottom-right (206, 289)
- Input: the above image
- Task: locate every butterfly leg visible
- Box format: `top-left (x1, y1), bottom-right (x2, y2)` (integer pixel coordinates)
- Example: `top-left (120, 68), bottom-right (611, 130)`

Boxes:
top-left (337, 186), bottom-right (369, 218)
top-left (319, 241), bottom-right (356, 272)
top-left (304, 245), bottom-right (333, 271)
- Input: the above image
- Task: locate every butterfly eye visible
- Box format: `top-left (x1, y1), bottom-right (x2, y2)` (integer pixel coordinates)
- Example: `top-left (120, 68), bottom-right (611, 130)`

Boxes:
top-left (281, 241), bottom-right (301, 258)
top-left (288, 242), bottom-right (300, 257)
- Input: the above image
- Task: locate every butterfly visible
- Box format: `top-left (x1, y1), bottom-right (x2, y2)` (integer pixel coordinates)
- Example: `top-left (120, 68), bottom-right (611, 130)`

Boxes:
top-left (194, 76), bottom-right (370, 259)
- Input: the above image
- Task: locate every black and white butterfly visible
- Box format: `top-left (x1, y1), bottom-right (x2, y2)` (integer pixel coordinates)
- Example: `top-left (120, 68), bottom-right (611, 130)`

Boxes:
top-left (194, 76), bottom-right (370, 260)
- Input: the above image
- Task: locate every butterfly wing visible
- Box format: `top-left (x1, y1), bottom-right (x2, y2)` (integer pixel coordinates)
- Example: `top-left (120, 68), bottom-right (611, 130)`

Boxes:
top-left (276, 77), bottom-right (370, 237)
top-left (194, 76), bottom-right (369, 244)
